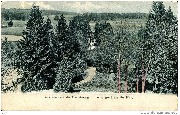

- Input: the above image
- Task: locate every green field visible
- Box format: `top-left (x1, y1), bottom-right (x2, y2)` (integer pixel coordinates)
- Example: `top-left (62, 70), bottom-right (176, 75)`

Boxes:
top-left (1, 27), bottom-right (25, 36)
top-left (1, 15), bottom-right (146, 38)
top-left (1, 14), bottom-right (77, 37)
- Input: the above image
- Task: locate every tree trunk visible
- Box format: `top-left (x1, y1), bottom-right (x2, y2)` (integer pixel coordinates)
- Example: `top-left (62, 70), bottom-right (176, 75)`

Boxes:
top-left (143, 64), bottom-right (149, 93)
top-left (136, 75), bottom-right (139, 93)
top-left (125, 80), bottom-right (128, 93)
top-left (136, 78), bottom-right (139, 93)
top-left (125, 64), bottom-right (128, 93)
top-left (142, 61), bottom-right (145, 93)
top-left (136, 69), bottom-right (139, 93)
top-left (117, 54), bottom-right (121, 93)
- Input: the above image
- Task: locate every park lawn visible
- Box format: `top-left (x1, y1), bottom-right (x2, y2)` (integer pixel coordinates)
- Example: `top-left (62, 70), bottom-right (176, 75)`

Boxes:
top-left (1, 27), bottom-right (24, 36)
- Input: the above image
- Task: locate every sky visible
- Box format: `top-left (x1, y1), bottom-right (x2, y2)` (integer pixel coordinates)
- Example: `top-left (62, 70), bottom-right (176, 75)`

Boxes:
top-left (1, 1), bottom-right (178, 14)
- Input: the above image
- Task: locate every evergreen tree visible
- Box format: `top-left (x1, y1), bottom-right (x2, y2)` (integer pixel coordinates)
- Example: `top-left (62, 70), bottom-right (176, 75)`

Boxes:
top-left (139, 2), bottom-right (178, 94)
top-left (94, 21), bottom-right (115, 73)
top-left (53, 15), bottom-right (86, 92)
top-left (8, 20), bottom-right (13, 27)
top-left (55, 14), bottom-right (69, 61)
top-left (94, 21), bottom-right (114, 46)
top-left (115, 28), bottom-right (138, 93)
top-left (70, 15), bottom-right (92, 60)
top-left (18, 5), bottom-right (58, 92)
top-left (1, 38), bottom-right (13, 76)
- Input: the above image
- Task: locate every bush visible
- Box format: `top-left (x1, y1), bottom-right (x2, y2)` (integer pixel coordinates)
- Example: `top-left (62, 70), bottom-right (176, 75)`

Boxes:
top-left (1, 69), bottom-right (22, 93)
top-left (78, 72), bottom-right (118, 92)
top-left (8, 20), bottom-right (13, 27)
top-left (54, 15), bottom-right (59, 20)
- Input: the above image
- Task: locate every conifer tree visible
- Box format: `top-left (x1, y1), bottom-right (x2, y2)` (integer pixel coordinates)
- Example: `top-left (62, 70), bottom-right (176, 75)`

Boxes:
top-left (53, 15), bottom-right (86, 92)
top-left (55, 14), bottom-right (69, 61)
top-left (94, 21), bottom-right (115, 73)
top-left (139, 2), bottom-right (178, 94)
top-left (18, 5), bottom-right (58, 92)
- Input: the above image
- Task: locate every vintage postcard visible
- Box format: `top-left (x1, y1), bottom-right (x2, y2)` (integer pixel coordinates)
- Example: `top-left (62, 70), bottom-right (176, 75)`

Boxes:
top-left (1, 0), bottom-right (178, 111)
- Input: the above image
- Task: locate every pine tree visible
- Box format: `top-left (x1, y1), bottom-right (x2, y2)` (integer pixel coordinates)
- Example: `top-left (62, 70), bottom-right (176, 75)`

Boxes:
top-left (53, 15), bottom-right (86, 92)
top-left (94, 21), bottom-right (114, 46)
top-left (115, 28), bottom-right (138, 93)
top-left (140, 2), bottom-right (178, 94)
top-left (18, 5), bottom-right (58, 92)
top-left (94, 21), bottom-right (114, 73)
top-left (1, 38), bottom-right (12, 76)
top-left (55, 14), bottom-right (69, 61)
top-left (161, 6), bottom-right (178, 94)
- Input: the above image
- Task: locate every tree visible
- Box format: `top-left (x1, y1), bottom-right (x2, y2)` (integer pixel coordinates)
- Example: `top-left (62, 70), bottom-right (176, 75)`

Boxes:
top-left (115, 28), bottom-right (138, 93)
top-left (53, 15), bottom-right (87, 92)
top-left (165, 7), bottom-right (178, 94)
top-left (54, 15), bottom-right (59, 20)
top-left (55, 14), bottom-right (69, 61)
top-left (8, 20), bottom-right (13, 27)
top-left (1, 38), bottom-right (12, 76)
top-left (70, 15), bottom-right (92, 60)
top-left (94, 21), bottom-right (114, 46)
top-left (94, 21), bottom-right (115, 72)
top-left (139, 2), bottom-right (178, 94)
top-left (18, 5), bottom-right (58, 92)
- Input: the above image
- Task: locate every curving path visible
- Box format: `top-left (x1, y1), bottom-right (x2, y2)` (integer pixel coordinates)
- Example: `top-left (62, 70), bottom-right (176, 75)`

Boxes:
top-left (76, 67), bottom-right (96, 85)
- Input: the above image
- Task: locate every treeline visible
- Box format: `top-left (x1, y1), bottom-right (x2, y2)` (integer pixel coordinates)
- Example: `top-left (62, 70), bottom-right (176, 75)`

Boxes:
top-left (1, 8), bottom-right (148, 21)
top-left (1, 8), bottom-right (78, 21)
top-left (1, 8), bottom-right (29, 21)
top-left (82, 13), bottom-right (148, 21)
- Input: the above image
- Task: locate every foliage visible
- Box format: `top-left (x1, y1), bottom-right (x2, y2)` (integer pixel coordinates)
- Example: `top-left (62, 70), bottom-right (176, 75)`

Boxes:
top-left (79, 72), bottom-right (118, 92)
top-left (54, 56), bottom-right (86, 92)
top-left (8, 20), bottom-right (13, 27)
top-left (94, 21), bottom-right (116, 73)
top-left (138, 2), bottom-right (178, 94)
top-left (1, 8), bottom-right (28, 21)
top-left (18, 6), bottom-right (58, 92)
top-left (1, 8), bottom-right (78, 21)
top-left (1, 2), bottom-right (177, 94)
top-left (54, 15), bottom-right (59, 20)
top-left (83, 13), bottom-right (148, 21)
top-left (53, 14), bottom-right (88, 92)
top-left (1, 39), bottom-right (21, 92)
top-left (1, 69), bottom-right (22, 93)
top-left (1, 39), bottom-right (19, 77)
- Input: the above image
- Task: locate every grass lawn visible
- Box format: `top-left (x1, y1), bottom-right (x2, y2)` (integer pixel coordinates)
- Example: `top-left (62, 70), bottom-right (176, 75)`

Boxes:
top-left (1, 27), bottom-right (24, 36)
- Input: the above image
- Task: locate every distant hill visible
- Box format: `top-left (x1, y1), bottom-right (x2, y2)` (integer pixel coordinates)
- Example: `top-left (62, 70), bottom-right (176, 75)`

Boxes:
top-left (1, 8), bottom-right (79, 21)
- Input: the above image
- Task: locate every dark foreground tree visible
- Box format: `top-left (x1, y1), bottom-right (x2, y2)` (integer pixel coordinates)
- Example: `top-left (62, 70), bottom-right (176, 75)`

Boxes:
top-left (18, 5), bottom-right (58, 92)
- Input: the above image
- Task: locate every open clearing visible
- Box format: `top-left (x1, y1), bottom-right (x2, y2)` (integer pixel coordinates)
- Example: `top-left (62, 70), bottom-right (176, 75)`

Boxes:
top-left (1, 92), bottom-right (177, 111)
top-left (1, 35), bottom-right (22, 41)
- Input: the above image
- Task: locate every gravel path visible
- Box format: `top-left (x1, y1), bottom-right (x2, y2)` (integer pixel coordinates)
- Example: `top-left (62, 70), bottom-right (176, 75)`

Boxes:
top-left (76, 67), bottom-right (96, 85)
